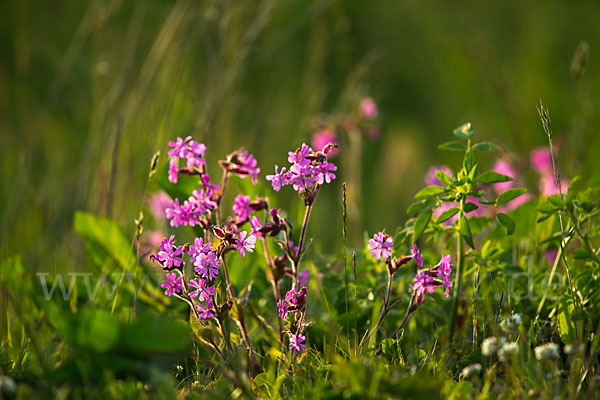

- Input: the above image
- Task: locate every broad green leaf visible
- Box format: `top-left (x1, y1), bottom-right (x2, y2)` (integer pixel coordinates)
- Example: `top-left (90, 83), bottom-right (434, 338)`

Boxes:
top-left (74, 211), bottom-right (134, 271)
top-left (496, 188), bottom-right (527, 205)
top-left (453, 122), bottom-right (474, 140)
top-left (435, 170), bottom-right (453, 186)
top-left (55, 309), bottom-right (121, 353)
top-left (472, 141), bottom-right (501, 153)
top-left (496, 213), bottom-right (515, 235)
top-left (415, 185), bottom-right (446, 200)
top-left (463, 145), bottom-right (473, 171)
top-left (407, 198), bottom-right (437, 214)
top-left (477, 171), bottom-right (514, 184)
top-left (413, 210), bottom-right (433, 242)
top-left (122, 314), bottom-right (191, 353)
top-left (438, 141), bottom-right (466, 152)
top-left (464, 202), bottom-right (479, 213)
top-left (437, 207), bottom-right (459, 223)
top-left (460, 217), bottom-right (474, 249)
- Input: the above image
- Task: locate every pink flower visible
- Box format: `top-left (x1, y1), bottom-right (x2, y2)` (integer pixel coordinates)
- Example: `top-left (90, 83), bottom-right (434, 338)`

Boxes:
top-left (277, 299), bottom-right (288, 319)
top-left (412, 272), bottom-right (435, 304)
top-left (194, 251), bottom-right (221, 279)
top-left (299, 270), bottom-right (311, 287)
top-left (149, 191), bottom-right (172, 221)
top-left (411, 244), bottom-right (423, 267)
top-left (266, 165), bottom-right (288, 192)
top-left (539, 174), bottom-right (568, 196)
top-left (161, 272), bottom-right (183, 296)
top-left (236, 231), bottom-right (256, 257)
top-left (249, 216), bottom-right (262, 238)
top-left (188, 237), bottom-right (211, 265)
top-left (289, 333), bottom-right (307, 352)
top-left (197, 300), bottom-right (215, 320)
top-left (156, 235), bottom-right (184, 270)
top-left (168, 158), bottom-right (179, 184)
top-left (437, 254), bottom-right (453, 298)
top-left (544, 249), bottom-right (558, 266)
top-left (188, 278), bottom-right (215, 302)
top-left (360, 97), bottom-right (378, 119)
top-left (311, 130), bottom-right (338, 157)
top-left (530, 147), bottom-right (552, 174)
top-left (368, 232), bottom-right (393, 260)
top-left (233, 195), bottom-right (252, 222)
top-left (314, 161), bottom-right (337, 185)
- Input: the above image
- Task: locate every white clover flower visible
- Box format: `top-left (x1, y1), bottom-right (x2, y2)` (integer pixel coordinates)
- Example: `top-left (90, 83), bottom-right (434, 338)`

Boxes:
top-left (534, 343), bottom-right (560, 361)
top-left (564, 343), bottom-right (585, 356)
top-left (498, 342), bottom-right (519, 362)
top-left (500, 314), bottom-right (522, 332)
top-left (482, 336), bottom-right (502, 356)
top-left (460, 363), bottom-right (482, 379)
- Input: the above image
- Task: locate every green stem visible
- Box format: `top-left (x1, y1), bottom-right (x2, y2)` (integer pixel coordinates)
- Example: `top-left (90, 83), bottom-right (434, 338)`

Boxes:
top-left (450, 198), bottom-right (466, 340)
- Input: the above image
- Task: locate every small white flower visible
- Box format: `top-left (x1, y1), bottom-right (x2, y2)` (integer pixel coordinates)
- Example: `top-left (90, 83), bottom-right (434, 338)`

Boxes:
top-left (500, 314), bottom-right (522, 332)
top-left (534, 343), bottom-right (560, 361)
top-left (460, 363), bottom-right (482, 379)
top-left (564, 343), bottom-right (585, 356)
top-left (498, 342), bottom-right (519, 362)
top-left (482, 336), bottom-right (502, 356)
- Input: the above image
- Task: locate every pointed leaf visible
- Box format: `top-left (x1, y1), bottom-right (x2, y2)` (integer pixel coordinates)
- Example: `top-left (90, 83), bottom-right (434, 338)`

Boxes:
top-left (415, 185), bottom-right (446, 200)
top-left (438, 141), bottom-right (466, 152)
top-left (413, 210), bottom-right (433, 242)
top-left (477, 171), bottom-right (514, 184)
top-left (436, 207), bottom-right (459, 223)
top-left (496, 188), bottom-right (527, 205)
top-left (496, 213), bottom-right (515, 235)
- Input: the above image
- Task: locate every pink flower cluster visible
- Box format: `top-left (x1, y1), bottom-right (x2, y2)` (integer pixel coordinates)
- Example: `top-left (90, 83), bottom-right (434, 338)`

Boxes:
top-left (277, 286), bottom-right (308, 320)
top-left (228, 150), bottom-right (261, 185)
top-left (165, 188), bottom-right (217, 227)
top-left (266, 144), bottom-right (337, 192)
top-left (412, 254), bottom-right (453, 304)
top-left (167, 136), bottom-right (207, 184)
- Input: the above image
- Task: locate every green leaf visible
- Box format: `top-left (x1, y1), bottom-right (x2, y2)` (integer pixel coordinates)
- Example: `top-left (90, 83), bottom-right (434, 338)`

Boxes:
top-left (438, 141), bottom-right (466, 152)
top-left (381, 339), bottom-right (397, 357)
top-left (463, 145), bottom-right (473, 171)
top-left (413, 210), bottom-right (433, 242)
top-left (407, 198), bottom-right (437, 215)
top-left (472, 141), bottom-right (501, 153)
top-left (460, 217), bottom-right (474, 249)
top-left (122, 314), bottom-right (192, 353)
top-left (496, 188), bottom-right (527, 205)
top-left (436, 207), bottom-right (459, 223)
top-left (415, 185), bottom-right (446, 200)
top-left (435, 170), bottom-right (453, 187)
top-left (464, 202), bottom-right (479, 213)
top-left (496, 213), bottom-right (515, 235)
top-left (55, 309), bottom-right (121, 353)
top-left (477, 171), bottom-right (514, 184)
top-left (74, 211), bottom-right (134, 271)
top-left (573, 249), bottom-right (590, 259)
top-left (453, 122), bottom-right (474, 140)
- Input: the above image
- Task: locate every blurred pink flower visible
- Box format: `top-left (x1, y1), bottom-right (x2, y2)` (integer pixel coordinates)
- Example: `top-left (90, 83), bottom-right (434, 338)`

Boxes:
top-left (530, 147), bottom-right (552, 174)
top-left (433, 201), bottom-right (459, 227)
top-left (149, 191), bottom-right (172, 221)
top-left (543, 249), bottom-right (558, 267)
top-left (360, 97), bottom-right (378, 119)
top-left (539, 174), bottom-right (568, 196)
top-left (311, 130), bottom-right (338, 157)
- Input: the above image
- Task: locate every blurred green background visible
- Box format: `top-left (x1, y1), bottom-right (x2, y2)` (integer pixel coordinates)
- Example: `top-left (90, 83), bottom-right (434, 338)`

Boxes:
top-left (1, 0), bottom-right (599, 271)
